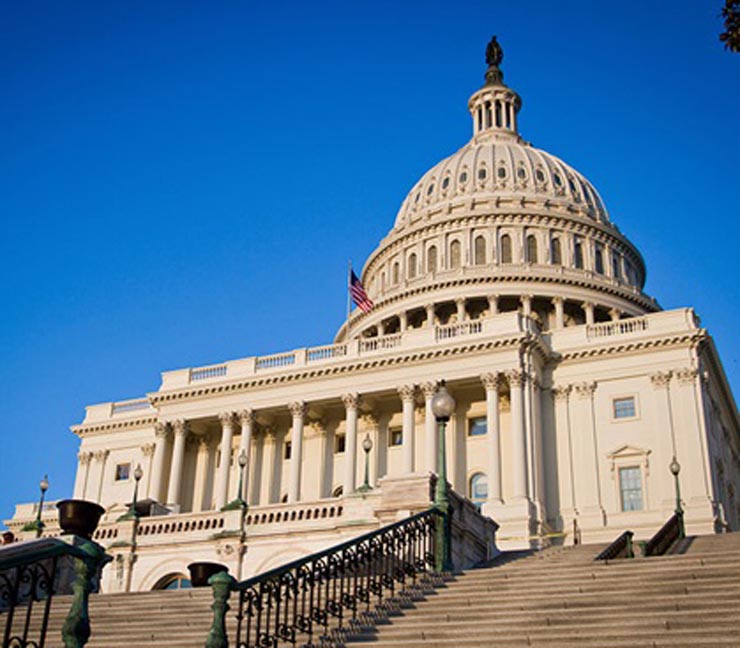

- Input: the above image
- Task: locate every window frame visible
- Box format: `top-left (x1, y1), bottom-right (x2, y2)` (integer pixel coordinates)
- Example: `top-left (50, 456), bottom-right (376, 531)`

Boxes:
top-left (114, 462), bottom-right (131, 482)
top-left (467, 416), bottom-right (487, 437)
top-left (611, 394), bottom-right (640, 422)
top-left (618, 465), bottom-right (644, 512)
top-left (388, 427), bottom-right (403, 447)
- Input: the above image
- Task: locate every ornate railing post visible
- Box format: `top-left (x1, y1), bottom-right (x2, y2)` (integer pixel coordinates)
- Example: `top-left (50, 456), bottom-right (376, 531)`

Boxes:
top-left (205, 570), bottom-right (236, 648)
top-left (61, 539), bottom-right (108, 648)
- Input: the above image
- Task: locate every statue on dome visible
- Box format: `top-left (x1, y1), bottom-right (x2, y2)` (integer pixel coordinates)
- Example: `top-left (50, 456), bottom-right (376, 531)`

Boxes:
top-left (484, 35), bottom-right (505, 85)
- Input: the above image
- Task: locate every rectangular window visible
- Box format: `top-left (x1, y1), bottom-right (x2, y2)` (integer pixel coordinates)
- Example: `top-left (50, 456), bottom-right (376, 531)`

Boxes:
top-left (468, 417), bottom-right (487, 437)
top-left (115, 463), bottom-right (131, 481)
top-left (388, 427), bottom-right (403, 447)
top-left (619, 467), bottom-right (644, 511)
top-left (334, 434), bottom-right (346, 454)
top-left (284, 441), bottom-right (292, 460)
top-left (613, 397), bottom-right (636, 419)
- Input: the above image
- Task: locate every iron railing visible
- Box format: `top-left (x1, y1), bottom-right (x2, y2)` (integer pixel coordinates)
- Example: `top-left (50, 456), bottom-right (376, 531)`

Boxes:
top-left (205, 508), bottom-right (443, 648)
top-left (644, 512), bottom-right (684, 557)
top-left (0, 538), bottom-right (109, 648)
top-left (595, 530), bottom-right (634, 560)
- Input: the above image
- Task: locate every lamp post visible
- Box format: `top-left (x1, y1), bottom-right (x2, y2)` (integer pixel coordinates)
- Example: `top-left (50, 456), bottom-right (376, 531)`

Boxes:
top-left (235, 449), bottom-right (249, 580)
top-left (35, 475), bottom-right (49, 538)
top-left (357, 433), bottom-right (374, 493)
top-left (669, 456), bottom-right (685, 538)
top-left (431, 381), bottom-right (455, 573)
top-left (121, 464), bottom-right (143, 592)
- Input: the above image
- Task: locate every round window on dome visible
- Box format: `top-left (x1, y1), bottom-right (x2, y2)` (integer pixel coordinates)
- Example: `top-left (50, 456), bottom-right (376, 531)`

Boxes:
top-left (568, 177), bottom-right (577, 192)
top-left (497, 166), bottom-right (506, 179)
top-left (427, 184), bottom-right (435, 195)
top-left (414, 192), bottom-right (421, 203)
top-left (442, 177), bottom-right (450, 190)
top-left (535, 169), bottom-right (545, 182)
top-left (459, 171), bottom-right (468, 183)
top-left (553, 173), bottom-right (562, 187)
top-left (517, 167), bottom-right (526, 179)
top-left (478, 167), bottom-right (487, 181)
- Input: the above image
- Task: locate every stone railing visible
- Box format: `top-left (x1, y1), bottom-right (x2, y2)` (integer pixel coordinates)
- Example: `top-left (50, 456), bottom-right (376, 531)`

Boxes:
top-left (246, 499), bottom-right (344, 527)
top-left (359, 333), bottom-right (402, 353)
top-left (435, 319), bottom-right (484, 342)
top-left (255, 351), bottom-right (296, 370)
top-left (586, 316), bottom-right (648, 340)
top-left (190, 364), bottom-right (228, 381)
top-left (111, 398), bottom-right (152, 414)
top-left (306, 343), bottom-right (348, 362)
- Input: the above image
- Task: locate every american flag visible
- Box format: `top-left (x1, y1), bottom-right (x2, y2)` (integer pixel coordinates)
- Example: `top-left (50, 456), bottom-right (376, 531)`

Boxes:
top-left (349, 270), bottom-right (374, 313)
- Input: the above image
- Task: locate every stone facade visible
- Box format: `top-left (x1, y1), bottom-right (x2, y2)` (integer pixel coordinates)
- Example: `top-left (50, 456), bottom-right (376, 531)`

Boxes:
top-left (6, 38), bottom-right (739, 592)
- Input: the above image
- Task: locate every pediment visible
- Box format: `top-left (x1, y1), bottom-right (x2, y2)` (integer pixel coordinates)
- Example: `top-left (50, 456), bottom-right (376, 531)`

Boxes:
top-left (607, 444), bottom-right (650, 459)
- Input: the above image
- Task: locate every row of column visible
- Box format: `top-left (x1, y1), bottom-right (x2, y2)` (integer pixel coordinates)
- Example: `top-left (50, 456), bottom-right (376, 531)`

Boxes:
top-left (143, 370), bottom-right (536, 510)
top-left (377, 295), bottom-right (623, 335)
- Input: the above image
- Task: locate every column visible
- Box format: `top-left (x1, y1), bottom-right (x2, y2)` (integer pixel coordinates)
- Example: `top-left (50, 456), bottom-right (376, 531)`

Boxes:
top-left (399, 311), bottom-right (408, 332)
top-left (398, 385), bottom-right (417, 474)
top-left (150, 422), bottom-right (170, 503)
top-left (582, 301), bottom-right (595, 325)
top-left (288, 401), bottom-right (306, 503)
top-left (214, 413), bottom-right (235, 509)
top-left (73, 452), bottom-right (92, 499)
top-left (260, 429), bottom-right (276, 505)
top-left (488, 294), bottom-right (499, 315)
top-left (574, 382), bottom-right (603, 514)
top-left (93, 450), bottom-right (109, 504)
top-left (481, 373), bottom-right (502, 503)
top-left (651, 371), bottom-right (677, 506)
top-left (342, 393), bottom-right (360, 495)
top-left (521, 294), bottom-right (533, 317)
top-left (193, 438), bottom-right (210, 512)
top-left (237, 409), bottom-right (254, 502)
top-left (506, 370), bottom-right (528, 500)
top-left (455, 298), bottom-right (466, 322)
top-left (426, 303), bottom-right (436, 328)
top-left (140, 443), bottom-right (155, 499)
top-left (167, 419), bottom-right (188, 507)
top-left (421, 382), bottom-right (438, 474)
top-left (552, 386), bottom-right (577, 517)
top-left (361, 414), bottom-right (380, 487)
top-left (552, 297), bottom-right (565, 329)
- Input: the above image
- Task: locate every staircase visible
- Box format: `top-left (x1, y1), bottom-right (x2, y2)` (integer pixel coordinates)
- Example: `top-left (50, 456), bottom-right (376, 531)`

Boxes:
top-left (345, 532), bottom-right (740, 647)
top-left (32, 532), bottom-right (740, 647)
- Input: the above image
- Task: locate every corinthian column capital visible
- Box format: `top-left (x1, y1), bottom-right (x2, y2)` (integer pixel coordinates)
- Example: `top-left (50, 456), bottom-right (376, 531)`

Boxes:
top-left (341, 393), bottom-right (361, 410)
top-left (650, 371), bottom-right (672, 389)
top-left (480, 372), bottom-right (502, 391)
top-left (552, 384), bottom-right (572, 402)
top-left (171, 419), bottom-right (189, 437)
top-left (218, 411), bottom-right (236, 427)
top-left (420, 382), bottom-right (437, 399)
top-left (575, 382), bottom-right (597, 398)
top-left (237, 409), bottom-right (255, 425)
top-left (154, 421), bottom-right (170, 439)
top-left (288, 401), bottom-right (307, 419)
top-left (505, 369), bottom-right (526, 388)
top-left (397, 384), bottom-right (416, 403)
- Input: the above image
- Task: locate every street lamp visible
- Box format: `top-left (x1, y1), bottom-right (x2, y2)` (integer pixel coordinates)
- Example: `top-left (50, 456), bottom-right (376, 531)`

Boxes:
top-left (431, 381), bottom-right (455, 572)
top-left (119, 463), bottom-right (144, 521)
top-left (236, 449), bottom-right (249, 580)
top-left (122, 464), bottom-right (144, 592)
top-left (357, 433), bottom-right (374, 493)
top-left (34, 475), bottom-right (49, 538)
top-left (670, 456), bottom-right (685, 538)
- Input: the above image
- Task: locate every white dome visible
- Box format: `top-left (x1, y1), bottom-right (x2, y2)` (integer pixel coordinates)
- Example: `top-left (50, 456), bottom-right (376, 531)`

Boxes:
top-left (393, 138), bottom-right (610, 234)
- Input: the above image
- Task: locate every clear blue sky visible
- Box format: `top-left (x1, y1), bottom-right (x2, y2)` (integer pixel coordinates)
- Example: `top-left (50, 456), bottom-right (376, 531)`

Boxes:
top-left (2, 1), bottom-right (738, 525)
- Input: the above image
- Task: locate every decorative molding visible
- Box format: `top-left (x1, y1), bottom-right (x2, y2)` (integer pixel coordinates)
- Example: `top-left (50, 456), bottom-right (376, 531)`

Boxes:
top-left (93, 449), bottom-right (109, 463)
top-left (171, 419), bottom-right (189, 437)
top-left (675, 367), bottom-right (698, 386)
top-left (551, 384), bottom-right (572, 402)
top-left (288, 401), bottom-right (307, 419)
top-left (360, 413), bottom-right (380, 429)
top-left (397, 385), bottom-right (417, 403)
top-left (218, 411), bottom-right (236, 427)
top-left (237, 409), bottom-right (255, 426)
top-left (575, 382), bottom-right (597, 398)
top-left (420, 381), bottom-right (438, 399)
top-left (341, 393), bottom-right (361, 410)
top-left (650, 371), bottom-right (672, 389)
top-left (141, 443), bottom-right (156, 458)
top-left (154, 422), bottom-right (170, 439)
top-left (77, 451), bottom-right (93, 465)
top-left (480, 372), bottom-right (502, 391)
top-left (505, 369), bottom-right (526, 388)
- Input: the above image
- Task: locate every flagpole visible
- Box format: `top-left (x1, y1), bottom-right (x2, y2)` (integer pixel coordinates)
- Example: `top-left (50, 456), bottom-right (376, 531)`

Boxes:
top-left (346, 260), bottom-right (352, 341)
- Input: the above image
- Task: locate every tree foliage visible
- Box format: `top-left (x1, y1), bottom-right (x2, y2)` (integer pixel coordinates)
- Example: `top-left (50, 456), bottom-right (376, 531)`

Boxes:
top-left (720, 0), bottom-right (740, 52)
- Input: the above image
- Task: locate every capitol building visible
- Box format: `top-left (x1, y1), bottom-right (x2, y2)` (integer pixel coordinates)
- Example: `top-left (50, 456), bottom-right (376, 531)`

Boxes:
top-left (7, 37), bottom-right (739, 593)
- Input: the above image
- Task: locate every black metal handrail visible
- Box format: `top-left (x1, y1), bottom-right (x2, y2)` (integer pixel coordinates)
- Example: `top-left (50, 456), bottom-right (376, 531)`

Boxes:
top-left (0, 537), bottom-right (109, 648)
top-left (595, 530), bottom-right (634, 561)
top-left (644, 512), bottom-right (684, 557)
top-left (205, 508), bottom-right (443, 648)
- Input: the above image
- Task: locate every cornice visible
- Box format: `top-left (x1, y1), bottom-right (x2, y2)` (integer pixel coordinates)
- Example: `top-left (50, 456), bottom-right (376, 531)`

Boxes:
top-left (148, 335), bottom-right (531, 407)
top-left (72, 416), bottom-right (158, 438)
top-left (555, 330), bottom-right (707, 363)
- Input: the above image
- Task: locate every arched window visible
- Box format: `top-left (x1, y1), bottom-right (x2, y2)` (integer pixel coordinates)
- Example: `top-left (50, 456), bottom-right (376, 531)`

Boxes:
top-left (153, 574), bottom-right (192, 591)
top-left (449, 240), bottom-right (461, 269)
top-left (526, 235), bottom-right (538, 264)
top-left (474, 235), bottom-right (486, 265)
top-left (594, 246), bottom-right (604, 274)
top-left (427, 245), bottom-right (438, 273)
top-left (392, 261), bottom-right (400, 284)
top-left (551, 238), bottom-right (562, 265)
top-left (500, 234), bottom-right (512, 263)
top-left (331, 486), bottom-right (343, 498)
top-left (574, 239), bottom-right (584, 269)
top-left (408, 253), bottom-right (417, 279)
top-left (469, 473), bottom-right (488, 510)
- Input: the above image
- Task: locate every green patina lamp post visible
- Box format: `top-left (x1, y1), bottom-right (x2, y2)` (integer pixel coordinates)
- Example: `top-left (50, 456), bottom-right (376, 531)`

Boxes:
top-left (357, 433), bottom-right (374, 493)
top-left (670, 456), bottom-right (685, 539)
top-left (22, 475), bottom-right (49, 537)
top-left (431, 381), bottom-right (455, 573)
top-left (119, 464), bottom-right (143, 521)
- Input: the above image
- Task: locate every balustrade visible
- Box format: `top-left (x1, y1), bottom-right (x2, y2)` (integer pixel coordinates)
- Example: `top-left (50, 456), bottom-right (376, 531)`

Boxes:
top-left (586, 317), bottom-right (648, 339)
top-left (255, 352), bottom-right (296, 370)
top-left (190, 365), bottom-right (228, 381)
